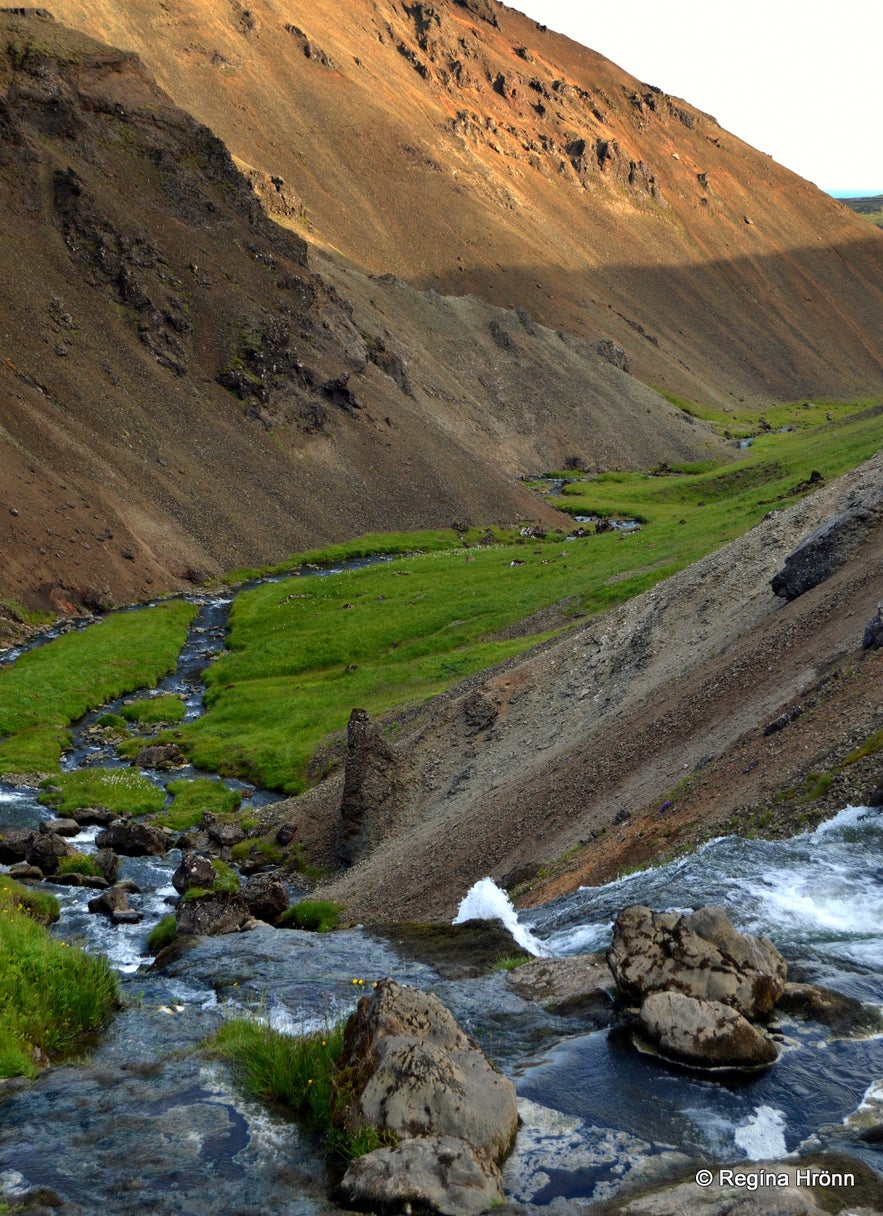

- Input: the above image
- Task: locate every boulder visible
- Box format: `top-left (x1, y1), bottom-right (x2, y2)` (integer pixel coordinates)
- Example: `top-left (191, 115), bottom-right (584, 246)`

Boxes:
top-left (95, 821), bottom-right (170, 856)
top-left (24, 830), bottom-right (75, 875)
top-left (638, 991), bottom-right (778, 1070)
top-left (175, 891), bottom-right (252, 936)
top-left (172, 852), bottom-right (216, 895)
top-left (338, 1134), bottom-right (504, 1216)
top-left (134, 743), bottom-right (186, 769)
top-left (88, 886), bottom-right (132, 917)
top-left (335, 979), bottom-right (518, 1163)
top-left (607, 904), bottom-right (787, 1019)
top-left (206, 821), bottom-right (246, 848)
top-left (0, 828), bottom-right (31, 864)
top-left (68, 806), bottom-right (116, 826)
top-left (242, 872), bottom-right (289, 924)
top-left (94, 848), bottom-right (120, 884)
top-left (7, 862), bottom-right (44, 881)
top-left (505, 953), bottom-right (617, 1023)
top-left (776, 982), bottom-right (883, 1036)
top-left (39, 818), bottom-right (80, 837)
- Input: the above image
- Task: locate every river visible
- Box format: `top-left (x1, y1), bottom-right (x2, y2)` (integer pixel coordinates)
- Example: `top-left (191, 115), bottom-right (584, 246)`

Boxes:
top-left (1, 579), bottom-right (882, 1213)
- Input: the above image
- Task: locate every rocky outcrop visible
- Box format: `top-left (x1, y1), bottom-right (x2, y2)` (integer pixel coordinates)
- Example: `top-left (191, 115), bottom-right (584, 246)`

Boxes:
top-left (336, 709), bottom-right (411, 864)
top-left (770, 500), bottom-right (881, 601)
top-left (339, 1134), bottom-right (503, 1216)
top-left (334, 980), bottom-right (516, 1213)
top-left (637, 990), bottom-right (778, 1069)
top-left (607, 904), bottom-right (787, 1019)
top-left (95, 820), bottom-right (171, 856)
top-left (863, 603), bottom-right (883, 649)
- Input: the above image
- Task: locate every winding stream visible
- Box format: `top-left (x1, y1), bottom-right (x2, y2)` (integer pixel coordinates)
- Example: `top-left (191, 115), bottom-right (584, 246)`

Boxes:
top-left (1, 569), bottom-right (882, 1212)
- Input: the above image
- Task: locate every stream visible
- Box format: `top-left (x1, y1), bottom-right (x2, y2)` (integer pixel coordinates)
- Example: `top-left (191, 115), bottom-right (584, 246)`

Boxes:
top-left (1, 571), bottom-right (882, 1213)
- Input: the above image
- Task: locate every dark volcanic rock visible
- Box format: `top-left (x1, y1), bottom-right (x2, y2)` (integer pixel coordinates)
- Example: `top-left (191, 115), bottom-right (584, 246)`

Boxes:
top-left (0, 828), bottom-right (31, 863)
top-left (134, 743), bottom-right (186, 770)
top-left (95, 821), bottom-right (171, 856)
top-left (175, 891), bottom-right (252, 936)
top-left (336, 708), bottom-right (411, 864)
top-left (25, 830), bottom-right (75, 875)
top-left (863, 603), bottom-right (883, 649)
top-left (242, 872), bottom-right (289, 924)
top-left (88, 885), bottom-right (132, 917)
top-left (770, 504), bottom-right (879, 600)
top-left (368, 919), bottom-right (529, 979)
top-left (39, 817), bottom-right (80, 836)
top-left (94, 847), bottom-right (120, 884)
top-left (776, 982), bottom-right (883, 1036)
top-left (172, 852), bottom-right (217, 895)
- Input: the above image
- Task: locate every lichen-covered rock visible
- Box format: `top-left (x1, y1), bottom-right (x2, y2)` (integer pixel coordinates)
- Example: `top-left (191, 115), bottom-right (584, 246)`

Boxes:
top-left (335, 979), bottom-right (518, 1164)
top-left (175, 891), bottom-right (252, 936)
top-left (638, 990), bottom-right (778, 1069)
top-left (338, 1134), bottom-right (504, 1216)
top-left (607, 904), bottom-right (786, 1019)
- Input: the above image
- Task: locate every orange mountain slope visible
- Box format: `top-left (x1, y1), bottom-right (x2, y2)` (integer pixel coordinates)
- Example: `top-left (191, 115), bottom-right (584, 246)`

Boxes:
top-left (49, 0), bottom-right (883, 406)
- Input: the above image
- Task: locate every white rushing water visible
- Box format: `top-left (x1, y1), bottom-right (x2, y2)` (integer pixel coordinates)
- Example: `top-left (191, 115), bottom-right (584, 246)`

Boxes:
top-left (453, 875), bottom-right (548, 955)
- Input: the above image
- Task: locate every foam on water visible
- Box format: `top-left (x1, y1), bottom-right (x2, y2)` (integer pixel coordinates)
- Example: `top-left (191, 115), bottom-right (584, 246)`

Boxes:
top-left (734, 1105), bottom-right (788, 1159)
top-left (453, 877), bottom-right (548, 955)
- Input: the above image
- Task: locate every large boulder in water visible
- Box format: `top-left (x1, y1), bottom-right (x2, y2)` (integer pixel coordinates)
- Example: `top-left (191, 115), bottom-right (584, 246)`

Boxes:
top-left (95, 820), bottom-right (171, 856)
top-left (25, 830), bottom-right (76, 875)
top-left (175, 891), bottom-right (253, 936)
top-left (339, 1134), bottom-right (504, 1216)
top-left (607, 905), bottom-right (786, 1020)
top-left (172, 852), bottom-right (216, 895)
top-left (334, 979), bottom-right (518, 1163)
top-left (638, 991), bottom-right (778, 1070)
top-left (242, 871), bottom-right (289, 923)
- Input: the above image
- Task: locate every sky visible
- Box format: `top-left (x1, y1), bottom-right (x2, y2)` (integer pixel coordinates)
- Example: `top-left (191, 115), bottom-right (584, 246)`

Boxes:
top-left (514, 0), bottom-right (882, 196)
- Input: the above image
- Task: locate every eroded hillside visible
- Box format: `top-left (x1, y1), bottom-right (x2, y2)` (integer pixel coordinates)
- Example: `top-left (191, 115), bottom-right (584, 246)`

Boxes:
top-left (47, 0), bottom-right (883, 406)
top-left (0, 10), bottom-right (722, 629)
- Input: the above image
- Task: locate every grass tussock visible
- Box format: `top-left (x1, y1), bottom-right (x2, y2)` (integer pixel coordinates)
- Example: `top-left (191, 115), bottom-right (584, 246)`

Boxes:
top-left (0, 876), bottom-right (118, 1078)
top-left (146, 914), bottom-right (177, 954)
top-left (211, 1017), bottom-right (390, 1162)
top-left (155, 777), bottom-right (241, 832)
top-left (277, 900), bottom-right (342, 932)
top-left (120, 695), bottom-right (186, 726)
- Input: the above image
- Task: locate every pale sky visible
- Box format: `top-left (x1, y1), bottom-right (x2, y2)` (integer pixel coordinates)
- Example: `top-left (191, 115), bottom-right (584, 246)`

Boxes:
top-left (514, 1), bottom-right (882, 196)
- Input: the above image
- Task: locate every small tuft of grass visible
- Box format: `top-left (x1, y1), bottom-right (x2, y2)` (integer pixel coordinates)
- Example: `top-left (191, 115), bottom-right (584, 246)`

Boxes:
top-left (56, 853), bottom-right (103, 878)
top-left (277, 899), bottom-right (342, 932)
top-left (146, 914), bottom-right (177, 953)
top-left (491, 954), bottom-right (531, 972)
top-left (120, 695), bottom-right (186, 726)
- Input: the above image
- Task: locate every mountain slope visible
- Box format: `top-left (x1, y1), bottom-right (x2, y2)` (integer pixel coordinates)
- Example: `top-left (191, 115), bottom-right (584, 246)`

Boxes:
top-left (47, 0), bottom-right (883, 406)
top-left (0, 10), bottom-right (721, 628)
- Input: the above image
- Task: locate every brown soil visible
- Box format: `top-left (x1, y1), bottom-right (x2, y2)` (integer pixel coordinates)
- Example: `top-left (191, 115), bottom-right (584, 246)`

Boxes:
top-left (279, 453), bottom-right (883, 922)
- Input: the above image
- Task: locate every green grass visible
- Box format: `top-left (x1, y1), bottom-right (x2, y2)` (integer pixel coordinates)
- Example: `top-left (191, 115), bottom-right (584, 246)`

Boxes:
top-left (211, 1017), bottom-right (390, 1161)
top-left (56, 853), bottom-right (103, 878)
top-left (154, 777), bottom-right (241, 831)
top-left (38, 768), bottom-right (166, 817)
top-left (0, 877), bottom-right (118, 1078)
top-left (0, 600), bottom-right (197, 773)
top-left (146, 914), bottom-right (177, 953)
top-left (120, 695), bottom-right (186, 726)
top-left (181, 859), bottom-right (241, 901)
top-left (174, 404), bottom-right (883, 795)
top-left (278, 900), bottom-right (342, 932)
top-left (491, 954), bottom-right (531, 972)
